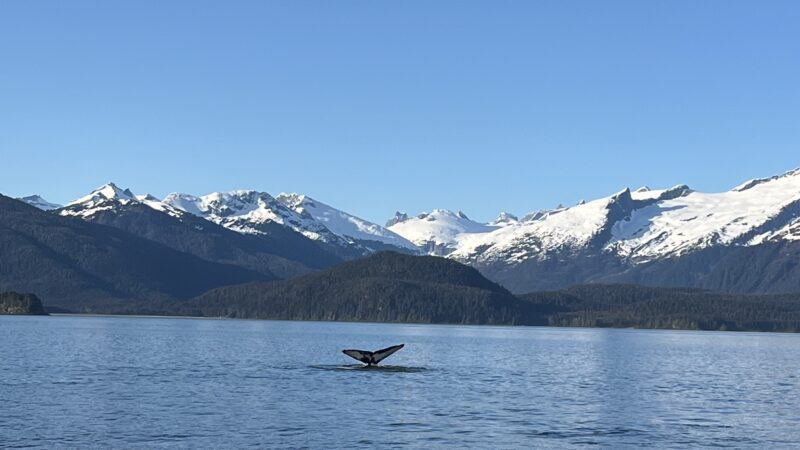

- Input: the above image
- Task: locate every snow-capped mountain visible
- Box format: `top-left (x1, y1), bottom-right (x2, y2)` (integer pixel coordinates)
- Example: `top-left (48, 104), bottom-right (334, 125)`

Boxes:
top-left (163, 190), bottom-right (416, 254)
top-left (59, 182), bottom-right (185, 219)
top-left (163, 190), bottom-right (325, 237)
top-left (451, 169), bottom-right (800, 266)
top-left (58, 183), bottom-right (415, 259)
top-left (381, 168), bottom-right (800, 293)
top-left (447, 185), bottom-right (691, 265)
top-left (387, 209), bottom-right (499, 255)
top-left (24, 166), bottom-right (800, 294)
top-left (275, 193), bottom-right (417, 251)
top-left (17, 195), bottom-right (62, 211)
top-left (55, 183), bottom-right (347, 279)
top-left (389, 169), bottom-right (800, 266)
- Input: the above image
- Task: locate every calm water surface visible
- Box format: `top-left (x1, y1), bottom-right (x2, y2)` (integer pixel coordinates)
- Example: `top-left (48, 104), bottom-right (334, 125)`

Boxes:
top-left (2, 316), bottom-right (799, 448)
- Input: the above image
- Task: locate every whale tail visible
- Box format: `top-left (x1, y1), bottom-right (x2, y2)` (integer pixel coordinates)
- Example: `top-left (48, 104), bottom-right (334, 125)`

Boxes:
top-left (342, 344), bottom-right (404, 366)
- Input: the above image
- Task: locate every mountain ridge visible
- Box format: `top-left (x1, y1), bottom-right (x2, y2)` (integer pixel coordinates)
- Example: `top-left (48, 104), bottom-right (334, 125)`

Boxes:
top-left (12, 166), bottom-right (800, 295)
top-left (0, 194), bottom-right (269, 311)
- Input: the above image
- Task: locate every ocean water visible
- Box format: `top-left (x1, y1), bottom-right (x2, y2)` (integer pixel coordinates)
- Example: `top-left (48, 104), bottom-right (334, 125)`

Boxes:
top-left (2, 315), bottom-right (799, 448)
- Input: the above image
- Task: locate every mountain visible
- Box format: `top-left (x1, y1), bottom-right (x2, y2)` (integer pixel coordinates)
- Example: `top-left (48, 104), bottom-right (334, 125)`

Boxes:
top-left (388, 168), bottom-right (800, 294)
top-left (275, 193), bottom-right (417, 252)
top-left (163, 190), bottom-right (416, 257)
top-left (597, 239), bottom-right (800, 294)
top-left (9, 166), bottom-right (800, 298)
top-left (182, 252), bottom-right (536, 325)
top-left (445, 185), bottom-right (694, 265)
top-left (0, 194), bottom-right (267, 311)
top-left (58, 183), bottom-right (343, 278)
top-left (17, 195), bottom-right (61, 210)
top-left (386, 209), bottom-right (499, 255)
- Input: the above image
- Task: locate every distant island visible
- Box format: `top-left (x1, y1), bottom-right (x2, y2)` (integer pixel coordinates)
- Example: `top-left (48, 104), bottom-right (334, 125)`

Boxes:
top-left (0, 292), bottom-right (47, 315)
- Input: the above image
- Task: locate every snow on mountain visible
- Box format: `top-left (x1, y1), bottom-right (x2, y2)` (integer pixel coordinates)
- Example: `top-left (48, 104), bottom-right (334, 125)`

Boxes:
top-left (452, 190), bottom-right (633, 264)
top-left (163, 190), bottom-right (328, 238)
top-left (755, 217), bottom-right (800, 242)
top-left (136, 194), bottom-right (183, 216)
top-left (66, 182), bottom-right (135, 208)
top-left (521, 205), bottom-right (567, 222)
top-left (159, 193), bottom-right (205, 217)
top-left (276, 194), bottom-right (417, 250)
top-left (385, 212), bottom-right (410, 228)
top-left (606, 172), bottom-right (800, 261)
top-left (17, 195), bottom-right (62, 211)
top-left (387, 209), bottom-right (498, 255)
top-left (43, 166), bottom-right (800, 270)
top-left (490, 212), bottom-right (519, 227)
top-left (608, 169), bottom-right (800, 261)
top-left (449, 168), bottom-right (800, 266)
top-left (60, 183), bottom-right (185, 219)
top-left (163, 190), bottom-right (415, 252)
top-left (61, 182), bottom-right (136, 218)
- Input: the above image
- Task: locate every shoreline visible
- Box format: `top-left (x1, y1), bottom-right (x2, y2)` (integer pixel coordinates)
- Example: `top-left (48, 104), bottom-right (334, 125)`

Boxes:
top-left (48, 312), bottom-right (227, 320)
top-left (37, 312), bottom-right (800, 334)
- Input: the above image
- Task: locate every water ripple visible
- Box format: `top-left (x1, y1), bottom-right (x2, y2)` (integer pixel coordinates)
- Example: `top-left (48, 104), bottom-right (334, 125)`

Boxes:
top-left (1, 316), bottom-right (800, 448)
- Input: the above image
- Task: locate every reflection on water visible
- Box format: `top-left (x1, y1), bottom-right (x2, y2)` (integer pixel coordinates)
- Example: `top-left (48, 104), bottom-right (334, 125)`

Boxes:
top-left (1, 316), bottom-right (800, 448)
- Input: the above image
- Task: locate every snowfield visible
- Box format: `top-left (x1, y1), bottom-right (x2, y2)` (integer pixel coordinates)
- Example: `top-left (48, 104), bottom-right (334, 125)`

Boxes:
top-left (390, 168), bottom-right (800, 266)
top-left (387, 209), bottom-right (498, 255)
top-left (607, 169), bottom-right (800, 261)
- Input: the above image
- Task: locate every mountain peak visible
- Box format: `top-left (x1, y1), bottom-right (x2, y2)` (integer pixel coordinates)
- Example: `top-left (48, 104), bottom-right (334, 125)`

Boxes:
top-left (276, 192), bottom-right (306, 203)
top-left (386, 211), bottom-right (410, 228)
top-left (276, 192), bottom-right (316, 213)
top-left (17, 195), bottom-right (62, 211)
top-left (96, 182), bottom-right (135, 200)
top-left (491, 212), bottom-right (519, 226)
top-left (66, 182), bottom-right (136, 208)
top-left (611, 187), bottom-right (632, 199)
top-left (59, 183), bottom-right (192, 220)
top-left (136, 194), bottom-right (160, 202)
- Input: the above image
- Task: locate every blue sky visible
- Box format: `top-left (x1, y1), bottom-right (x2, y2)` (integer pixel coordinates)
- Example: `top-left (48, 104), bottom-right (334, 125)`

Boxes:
top-left (1, 1), bottom-right (798, 223)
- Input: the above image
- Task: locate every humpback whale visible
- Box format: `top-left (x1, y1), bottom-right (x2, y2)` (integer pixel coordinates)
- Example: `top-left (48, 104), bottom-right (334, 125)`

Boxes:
top-left (342, 344), bottom-right (404, 366)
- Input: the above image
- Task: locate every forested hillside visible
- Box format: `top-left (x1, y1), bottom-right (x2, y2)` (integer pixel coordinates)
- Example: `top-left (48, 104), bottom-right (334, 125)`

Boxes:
top-left (183, 252), bottom-right (537, 324)
top-left (521, 284), bottom-right (800, 332)
top-left (0, 292), bottom-right (46, 315)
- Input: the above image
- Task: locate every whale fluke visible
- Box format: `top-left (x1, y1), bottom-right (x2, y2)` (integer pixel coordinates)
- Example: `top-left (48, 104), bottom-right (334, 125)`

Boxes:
top-left (342, 344), bottom-right (404, 366)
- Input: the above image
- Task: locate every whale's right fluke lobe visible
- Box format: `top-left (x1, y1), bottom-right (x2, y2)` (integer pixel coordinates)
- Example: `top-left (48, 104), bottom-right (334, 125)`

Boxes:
top-left (342, 344), bottom-right (404, 366)
top-left (371, 344), bottom-right (404, 364)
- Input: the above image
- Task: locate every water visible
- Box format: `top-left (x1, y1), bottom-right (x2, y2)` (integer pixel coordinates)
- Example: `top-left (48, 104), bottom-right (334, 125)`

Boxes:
top-left (2, 316), bottom-right (800, 448)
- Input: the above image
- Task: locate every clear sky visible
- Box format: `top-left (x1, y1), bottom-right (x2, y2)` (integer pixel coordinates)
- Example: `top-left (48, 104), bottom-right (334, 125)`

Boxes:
top-left (1, 1), bottom-right (798, 224)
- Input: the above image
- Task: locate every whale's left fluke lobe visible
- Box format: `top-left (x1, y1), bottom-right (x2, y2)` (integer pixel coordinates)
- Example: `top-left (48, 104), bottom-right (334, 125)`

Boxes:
top-left (342, 344), bottom-right (404, 366)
